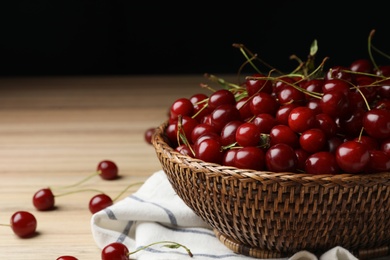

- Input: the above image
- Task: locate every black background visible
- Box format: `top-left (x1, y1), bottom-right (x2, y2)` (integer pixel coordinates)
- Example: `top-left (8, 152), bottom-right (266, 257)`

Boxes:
top-left (0, 1), bottom-right (388, 76)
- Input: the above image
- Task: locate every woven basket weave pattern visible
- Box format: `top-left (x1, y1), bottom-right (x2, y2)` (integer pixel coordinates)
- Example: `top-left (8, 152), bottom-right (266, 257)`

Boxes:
top-left (152, 121), bottom-right (390, 259)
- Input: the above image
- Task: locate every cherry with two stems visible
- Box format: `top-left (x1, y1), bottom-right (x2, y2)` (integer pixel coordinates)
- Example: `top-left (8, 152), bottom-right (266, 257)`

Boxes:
top-left (33, 160), bottom-right (120, 211)
top-left (33, 181), bottom-right (143, 214)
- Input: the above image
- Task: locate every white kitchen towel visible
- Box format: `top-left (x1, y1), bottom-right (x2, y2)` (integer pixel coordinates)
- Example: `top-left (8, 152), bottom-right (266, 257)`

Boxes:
top-left (91, 170), bottom-right (359, 260)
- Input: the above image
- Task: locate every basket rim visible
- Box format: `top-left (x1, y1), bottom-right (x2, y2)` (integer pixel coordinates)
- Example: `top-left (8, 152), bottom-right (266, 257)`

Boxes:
top-left (152, 120), bottom-right (390, 184)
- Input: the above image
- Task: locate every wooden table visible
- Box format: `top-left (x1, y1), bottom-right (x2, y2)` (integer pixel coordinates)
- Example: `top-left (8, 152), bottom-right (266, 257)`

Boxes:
top-left (0, 75), bottom-right (232, 260)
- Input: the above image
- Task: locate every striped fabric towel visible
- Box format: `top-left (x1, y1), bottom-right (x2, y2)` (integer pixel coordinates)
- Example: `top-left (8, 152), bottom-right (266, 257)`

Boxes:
top-left (90, 170), bottom-right (358, 260)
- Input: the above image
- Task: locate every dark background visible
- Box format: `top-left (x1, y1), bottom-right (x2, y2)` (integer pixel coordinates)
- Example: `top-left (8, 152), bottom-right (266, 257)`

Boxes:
top-left (0, 1), bottom-right (388, 76)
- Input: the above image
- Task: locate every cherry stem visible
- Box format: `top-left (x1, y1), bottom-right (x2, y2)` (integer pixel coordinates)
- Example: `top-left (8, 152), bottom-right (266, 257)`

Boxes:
top-left (0, 223), bottom-right (11, 227)
top-left (50, 171), bottom-right (100, 190)
top-left (128, 240), bottom-right (193, 258)
top-left (111, 181), bottom-right (144, 202)
top-left (54, 188), bottom-right (105, 197)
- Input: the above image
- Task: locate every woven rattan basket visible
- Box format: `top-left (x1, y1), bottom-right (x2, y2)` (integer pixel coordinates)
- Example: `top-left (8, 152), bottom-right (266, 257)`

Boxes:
top-left (152, 120), bottom-right (390, 259)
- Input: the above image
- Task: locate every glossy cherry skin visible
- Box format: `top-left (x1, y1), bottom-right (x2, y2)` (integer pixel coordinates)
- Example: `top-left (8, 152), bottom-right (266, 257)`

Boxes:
top-left (191, 123), bottom-right (218, 144)
top-left (169, 97), bottom-right (194, 120)
top-left (209, 104), bottom-right (241, 132)
top-left (97, 160), bottom-right (119, 180)
top-left (335, 140), bottom-right (370, 173)
top-left (265, 143), bottom-right (298, 172)
top-left (101, 242), bottom-right (129, 260)
top-left (320, 90), bottom-right (350, 119)
top-left (249, 92), bottom-right (279, 116)
top-left (305, 151), bottom-right (340, 175)
top-left (366, 150), bottom-right (390, 172)
top-left (222, 149), bottom-right (238, 167)
top-left (236, 96), bottom-right (253, 121)
top-left (288, 106), bottom-right (316, 133)
top-left (245, 73), bottom-right (273, 95)
top-left (299, 128), bottom-right (326, 153)
top-left (190, 93), bottom-right (210, 121)
top-left (10, 211), bottom-right (37, 238)
top-left (234, 146), bottom-right (265, 171)
top-left (269, 124), bottom-right (299, 148)
top-left (194, 138), bottom-right (223, 164)
top-left (362, 108), bottom-right (390, 140)
top-left (56, 256), bottom-right (79, 260)
top-left (89, 194), bottom-right (113, 214)
top-left (235, 122), bottom-right (261, 147)
top-left (144, 127), bottom-right (156, 144)
top-left (175, 144), bottom-right (194, 157)
top-left (220, 120), bottom-right (242, 146)
top-left (252, 113), bottom-right (277, 134)
top-left (207, 89), bottom-right (236, 110)
top-left (33, 188), bottom-right (55, 211)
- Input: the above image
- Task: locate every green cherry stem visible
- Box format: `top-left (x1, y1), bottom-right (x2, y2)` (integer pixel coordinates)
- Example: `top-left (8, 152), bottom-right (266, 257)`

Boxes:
top-left (128, 241), bottom-right (193, 258)
top-left (50, 172), bottom-right (99, 190)
top-left (111, 182), bottom-right (144, 202)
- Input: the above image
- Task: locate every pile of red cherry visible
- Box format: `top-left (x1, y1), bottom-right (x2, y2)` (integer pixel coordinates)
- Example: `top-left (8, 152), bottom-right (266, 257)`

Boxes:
top-left (147, 59), bottom-right (390, 175)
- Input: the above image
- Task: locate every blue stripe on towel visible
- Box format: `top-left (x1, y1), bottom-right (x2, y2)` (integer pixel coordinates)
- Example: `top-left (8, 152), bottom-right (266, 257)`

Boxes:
top-left (117, 220), bottom-right (134, 243)
top-left (129, 194), bottom-right (178, 226)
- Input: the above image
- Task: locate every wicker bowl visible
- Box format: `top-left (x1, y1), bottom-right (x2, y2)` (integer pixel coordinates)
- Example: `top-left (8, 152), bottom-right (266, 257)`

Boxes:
top-left (152, 120), bottom-right (390, 259)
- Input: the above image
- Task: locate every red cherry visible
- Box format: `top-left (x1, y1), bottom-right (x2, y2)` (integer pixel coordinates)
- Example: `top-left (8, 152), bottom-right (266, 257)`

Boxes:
top-left (265, 143), bottom-right (298, 172)
top-left (362, 108), bottom-right (390, 140)
top-left (191, 123), bottom-right (218, 144)
top-left (56, 256), bottom-right (79, 260)
top-left (314, 113), bottom-right (338, 137)
top-left (235, 122), bottom-right (261, 147)
top-left (350, 58), bottom-right (373, 73)
top-left (299, 128), bottom-right (326, 153)
top-left (245, 73), bottom-right (273, 95)
top-left (276, 85), bottom-right (305, 105)
top-left (249, 92), bottom-right (280, 116)
top-left (335, 140), bottom-right (370, 173)
top-left (194, 138), bottom-right (223, 164)
top-left (169, 97), bottom-right (194, 120)
top-left (190, 93), bottom-right (210, 121)
top-left (322, 78), bottom-right (350, 95)
top-left (10, 211), bottom-right (37, 238)
top-left (305, 151), bottom-right (340, 175)
top-left (269, 124), bottom-right (299, 148)
top-left (175, 144), bottom-right (194, 157)
top-left (175, 115), bottom-right (199, 143)
top-left (288, 106), bottom-right (316, 133)
top-left (97, 160), bottom-right (119, 180)
top-left (101, 242), bottom-right (129, 260)
top-left (252, 113), bottom-right (277, 134)
top-left (320, 90), bottom-right (350, 119)
top-left (236, 96), bottom-right (253, 121)
top-left (209, 104), bottom-right (241, 132)
top-left (207, 89), bottom-right (236, 110)
top-left (381, 138), bottom-right (390, 156)
top-left (234, 146), bottom-right (265, 171)
top-left (294, 148), bottom-right (310, 171)
top-left (325, 65), bottom-right (354, 82)
top-left (89, 194), bottom-right (114, 214)
top-left (33, 188), bottom-right (55, 211)
top-left (366, 150), bottom-right (390, 172)
top-left (144, 127), bottom-right (156, 145)
top-left (220, 120), bottom-right (242, 146)
top-left (275, 103), bottom-right (299, 125)
top-left (222, 149), bottom-right (238, 167)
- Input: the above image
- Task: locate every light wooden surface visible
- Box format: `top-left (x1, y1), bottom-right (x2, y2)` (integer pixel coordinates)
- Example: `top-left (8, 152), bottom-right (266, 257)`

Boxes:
top-left (0, 75), bottom-right (230, 260)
